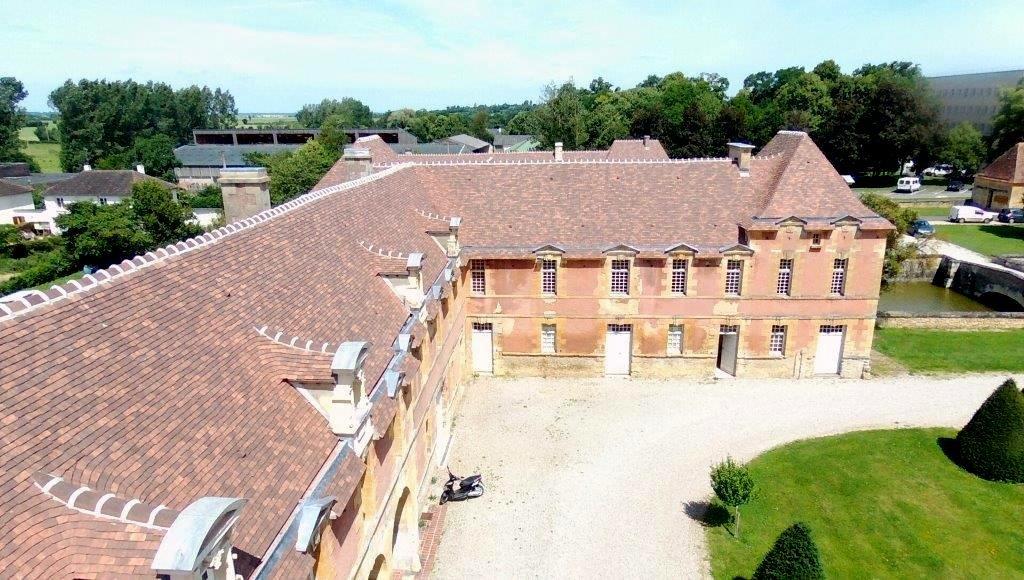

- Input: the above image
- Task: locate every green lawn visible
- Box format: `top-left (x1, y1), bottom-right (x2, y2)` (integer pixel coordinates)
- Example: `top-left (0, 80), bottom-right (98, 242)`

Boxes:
top-left (911, 205), bottom-right (953, 219)
top-left (708, 428), bottom-right (1024, 579)
top-left (23, 141), bottom-right (61, 172)
top-left (933, 224), bottom-right (1024, 257)
top-left (873, 328), bottom-right (1024, 374)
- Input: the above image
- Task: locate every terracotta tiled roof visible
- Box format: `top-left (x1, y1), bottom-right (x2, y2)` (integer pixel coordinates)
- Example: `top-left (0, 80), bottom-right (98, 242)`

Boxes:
top-left (0, 178), bottom-right (32, 198)
top-left (44, 170), bottom-right (176, 197)
top-left (977, 142), bottom-right (1024, 184)
top-left (0, 167), bottom-right (447, 577)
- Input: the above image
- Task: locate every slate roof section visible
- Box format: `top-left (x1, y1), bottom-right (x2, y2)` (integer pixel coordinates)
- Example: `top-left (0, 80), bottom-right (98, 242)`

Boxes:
top-left (438, 133), bottom-right (490, 151)
top-left (487, 129), bottom-right (535, 150)
top-left (0, 178), bottom-right (32, 198)
top-left (977, 142), bottom-right (1024, 184)
top-left (174, 144), bottom-right (302, 167)
top-left (44, 170), bottom-right (176, 197)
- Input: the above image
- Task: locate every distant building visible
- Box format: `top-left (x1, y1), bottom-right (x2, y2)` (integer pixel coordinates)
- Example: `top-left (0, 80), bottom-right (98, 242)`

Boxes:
top-left (927, 70), bottom-right (1024, 134)
top-left (434, 133), bottom-right (492, 153)
top-left (33, 168), bottom-right (177, 233)
top-left (174, 143), bottom-right (300, 188)
top-left (0, 179), bottom-right (35, 228)
top-left (192, 127), bottom-right (417, 146)
top-left (487, 128), bottom-right (538, 151)
top-left (973, 142), bottom-right (1024, 210)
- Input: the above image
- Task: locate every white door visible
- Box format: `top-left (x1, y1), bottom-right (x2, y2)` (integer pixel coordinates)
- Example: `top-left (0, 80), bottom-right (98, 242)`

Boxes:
top-left (604, 324), bottom-right (632, 375)
top-left (472, 323), bottom-right (493, 373)
top-left (813, 325), bottom-right (845, 375)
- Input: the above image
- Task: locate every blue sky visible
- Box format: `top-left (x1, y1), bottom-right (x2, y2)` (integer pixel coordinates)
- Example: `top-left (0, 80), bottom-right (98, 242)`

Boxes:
top-left (7, 0), bottom-right (1024, 113)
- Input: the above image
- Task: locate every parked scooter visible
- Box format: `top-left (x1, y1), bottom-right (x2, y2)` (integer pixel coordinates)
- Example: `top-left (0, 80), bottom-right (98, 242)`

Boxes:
top-left (439, 468), bottom-right (484, 504)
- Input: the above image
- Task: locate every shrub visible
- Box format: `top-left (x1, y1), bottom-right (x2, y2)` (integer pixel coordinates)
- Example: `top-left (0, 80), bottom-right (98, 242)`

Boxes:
top-left (752, 522), bottom-right (825, 580)
top-left (955, 379), bottom-right (1024, 482)
top-left (710, 456), bottom-right (754, 537)
top-left (0, 250), bottom-right (75, 295)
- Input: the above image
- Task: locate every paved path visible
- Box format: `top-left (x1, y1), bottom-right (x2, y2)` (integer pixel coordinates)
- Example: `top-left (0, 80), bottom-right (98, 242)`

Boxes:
top-left (433, 374), bottom-right (1020, 579)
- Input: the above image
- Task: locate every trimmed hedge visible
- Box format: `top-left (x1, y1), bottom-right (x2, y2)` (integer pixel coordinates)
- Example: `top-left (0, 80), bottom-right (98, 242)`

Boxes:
top-left (956, 379), bottom-right (1024, 483)
top-left (752, 522), bottom-right (825, 580)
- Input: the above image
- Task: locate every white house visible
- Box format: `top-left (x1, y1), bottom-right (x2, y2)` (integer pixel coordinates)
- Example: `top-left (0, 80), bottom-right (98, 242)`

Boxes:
top-left (36, 167), bottom-right (179, 233)
top-left (0, 179), bottom-right (36, 229)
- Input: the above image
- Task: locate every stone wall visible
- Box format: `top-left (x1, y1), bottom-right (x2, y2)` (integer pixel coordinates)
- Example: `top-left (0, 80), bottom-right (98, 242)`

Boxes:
top-left (876, 311), bottom-right (1024, 329)
top-left (895, 254), bottom-right (942, 282)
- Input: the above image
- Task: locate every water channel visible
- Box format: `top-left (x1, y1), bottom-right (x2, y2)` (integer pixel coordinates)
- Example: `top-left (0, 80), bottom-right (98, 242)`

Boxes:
top-left (877, 281), bottom-right (993, 313)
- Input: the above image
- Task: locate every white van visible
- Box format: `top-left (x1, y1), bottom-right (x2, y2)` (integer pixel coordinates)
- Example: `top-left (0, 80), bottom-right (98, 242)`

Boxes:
top-left (948, 205), bottom-right (997, 223)
top-left (896, 177), bottom-right (921, 193)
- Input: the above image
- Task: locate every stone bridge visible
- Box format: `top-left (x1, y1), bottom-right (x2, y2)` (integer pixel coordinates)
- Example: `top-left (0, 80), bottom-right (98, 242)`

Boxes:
top-left (935, 256), bottom-right (1024, 311)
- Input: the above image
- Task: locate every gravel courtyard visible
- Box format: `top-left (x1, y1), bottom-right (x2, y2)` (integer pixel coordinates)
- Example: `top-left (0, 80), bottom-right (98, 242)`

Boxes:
top-left (432, 374), bottom-right (1021, 579)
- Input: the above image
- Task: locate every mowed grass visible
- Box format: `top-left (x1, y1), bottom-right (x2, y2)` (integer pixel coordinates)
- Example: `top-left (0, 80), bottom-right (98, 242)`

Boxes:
top-left (910, 205), bottom-right (954, 219)
top-left (873, 328), bottom-right (1024, 373)
top-left (22, 141), bottom-right (61, 172)
top-left (708, 428), bottom-right (1024, 579)
top-left (934, 224), bottom-right (1024, 256)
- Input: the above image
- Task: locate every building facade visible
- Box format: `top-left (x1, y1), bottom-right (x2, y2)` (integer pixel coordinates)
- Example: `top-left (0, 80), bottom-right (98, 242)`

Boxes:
top-left (0, 131), bottom-right (890, 579)
top-left (972, 142), bottom-right (1024, 210)
top-left (927, 70), bottom-right (1024, 134)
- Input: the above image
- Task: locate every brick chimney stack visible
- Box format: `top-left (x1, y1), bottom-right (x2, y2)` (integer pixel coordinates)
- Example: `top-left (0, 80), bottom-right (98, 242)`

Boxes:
top-left (643, 135), bottom-right (650, 150)
top-left (343, 148), bottom-right (373, 180)
top-left (219, 167), bottom-right (271, 223)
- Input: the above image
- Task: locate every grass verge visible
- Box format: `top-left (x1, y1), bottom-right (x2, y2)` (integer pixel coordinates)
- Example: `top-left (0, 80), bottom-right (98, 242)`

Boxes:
top-left (933, 224), bottom-right (1024, 257)
top-left (873, 328), bottom-right (1024, 374)
top-left (23, 141), bottom-right (61, 172)
top-left (707, 428), bottom-right (1024, 579)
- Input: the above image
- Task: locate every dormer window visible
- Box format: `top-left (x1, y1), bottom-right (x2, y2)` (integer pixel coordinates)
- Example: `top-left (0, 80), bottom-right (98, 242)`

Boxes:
top-left (811, 233), bottom-right (821, 247)
top-left (671, 259), bottom-right (688, 294)
top-left (610, 259), bottom-right (630, 295)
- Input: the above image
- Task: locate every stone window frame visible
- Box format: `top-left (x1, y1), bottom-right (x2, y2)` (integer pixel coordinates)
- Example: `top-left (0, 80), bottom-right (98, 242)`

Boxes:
top-left (724, 259), bottom-right (744, 296)
top-left (540, 323), bottom-right (556, 354)
top-left (769, 324), bottom-right (787, 356)
top-left (610, 258), bottom-right (631, 296)
top-left (540, 258), bottom-right (558, 295)
top-left (470, 260), bottom-right (486, 294)
top-left (667, 324), bottom-right (683, 355)
top-left (776, 258), bottom-right (794, 296)
top-left (830, 257), bottom-right (848, 296)
top-left (670, 258), bottom-right (688, 295)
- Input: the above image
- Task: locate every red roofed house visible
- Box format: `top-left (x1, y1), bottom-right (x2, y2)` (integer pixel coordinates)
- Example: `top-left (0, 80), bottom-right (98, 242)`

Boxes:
top-left (972, 142), bottom-right (1024, 210)
top-left (0, 131), bottom-right (890, 579)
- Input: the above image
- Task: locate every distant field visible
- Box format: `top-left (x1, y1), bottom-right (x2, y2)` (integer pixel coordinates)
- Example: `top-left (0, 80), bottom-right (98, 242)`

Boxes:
top-left (236, 114), bottom-right (300, 128)
top-left (24, 142), bottom-right (61, 172)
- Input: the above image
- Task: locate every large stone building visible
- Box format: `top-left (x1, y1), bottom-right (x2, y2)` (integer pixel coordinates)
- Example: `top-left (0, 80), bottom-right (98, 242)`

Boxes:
top-left (927, 69), bottom-right (1024, 134)
top-left (972, 142), bottom-right (1024, 210)
top-left (0, 130), bottom-right (890, 579)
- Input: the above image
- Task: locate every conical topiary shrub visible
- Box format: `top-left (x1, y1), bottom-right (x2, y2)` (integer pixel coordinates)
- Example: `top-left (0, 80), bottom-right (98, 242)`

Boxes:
top-left (752, 522), bottom-right (824, 580)
top-left (955, 379), bottom-right (1024, 483)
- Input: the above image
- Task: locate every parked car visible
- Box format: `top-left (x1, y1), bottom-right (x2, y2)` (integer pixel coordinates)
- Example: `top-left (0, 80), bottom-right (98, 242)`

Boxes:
top-left (946, 180), bottom-right (965, 192)
top-left (908, 219), bottom-right (935, 237)
top-left (923, 164), bottom-right (952, 176)
top-left (896, 176), bottom-right (922, 193)
top-left (997, 208), bottom-right (1024, 223)
top-left (948, 205), bottom-right (997, 223)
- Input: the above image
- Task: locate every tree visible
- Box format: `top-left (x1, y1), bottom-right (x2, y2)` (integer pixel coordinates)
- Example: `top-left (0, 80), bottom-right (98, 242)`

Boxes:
top-left (49, 79), bottom-right (238, 171)
top-left (752, 522), bottom-right (825, 580)
top-left (941, 122), bottom-right (986, 174)
top-left (859, 193), bottom-right (918, 283)
top-left (131, 180), bottom-right (202, 246)
top-left (955, 379), bottom-right (1024, 483)
top-left (775, 73), bottom-right (833, 132)
top-left (469, 108), bottom-right (492, 142)
top-left (710, 457), bottom-right (754, 537)
top-left (319, 114), bottom-right (352, 154)
top-left (505, 110), bottom-right (540, 135)
top-left (295, 97), bottom-right (373, 128)
top-left (247, 139), bottom-right (338, 205)
top-left (533, 81), bottom-right (589, 149)
top-left (0, 77), bottom-right (30, 164)
top-left (131, 134), bottom-right (181, 181)
top-left (989, 78), bottom-right (1024, 157)
top-left (56, 201), bottom-right (153, 269)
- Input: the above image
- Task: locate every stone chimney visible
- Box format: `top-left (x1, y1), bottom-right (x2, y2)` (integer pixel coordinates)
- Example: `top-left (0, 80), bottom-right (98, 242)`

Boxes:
top-left (136, 164), bottom-right (146, 175)
top-left (407, 253), bottom-right (424, 301)
top-left (219, 167), bottom-right (271, 223)
top-left (446, 217), bottom-right (462, 257)
top-left (643, 135), bottom-right (650, 150)
top-left (554, 142), bottom-right (564, 162)
top-left (342, 147), bottom-right (373, 181)
top-left (727, 142), bottom-right (755, 176)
